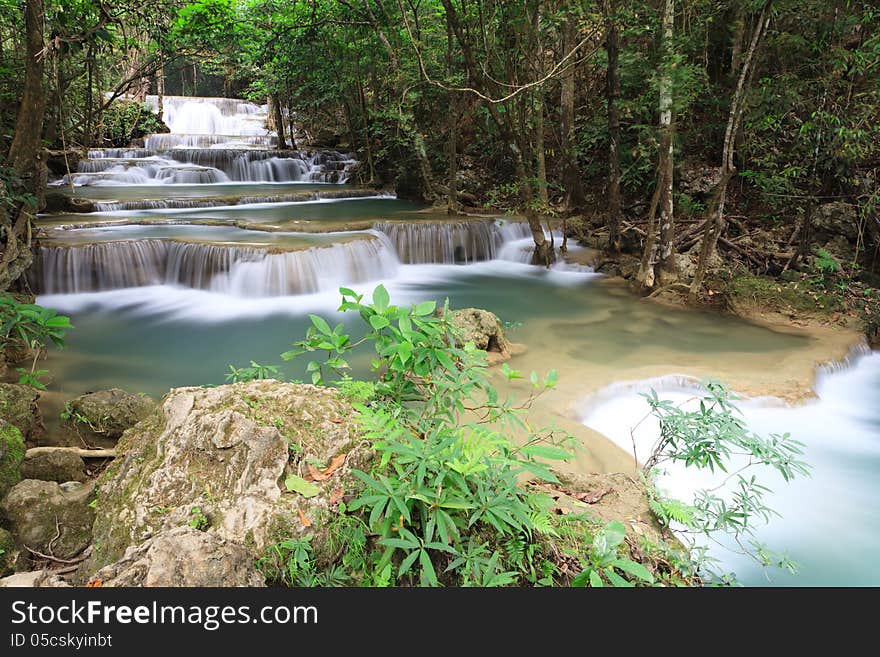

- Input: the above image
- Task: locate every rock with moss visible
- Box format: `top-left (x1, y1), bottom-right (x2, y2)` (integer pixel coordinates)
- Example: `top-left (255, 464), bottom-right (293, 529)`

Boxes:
top-left (0, 527), bottom-right (24, 576)
top-left (1, 480), bottom-right (95, 560)
top-left (0, 383), bottom-right (43, 443)
top-left (448, 307), bottom-right (522, 365)
top-left (61, 388), bottom-right (155, 447)
top-left (90, 527), bottom-right (265, 587)
top-left (79, 380), bottom-right (369, 582)
top-left (20, 450), bottom-right (86, 483)
top-left (0, 420), bottom-right (25, 499)
top-left (0, 570), bottom-right (70, 587)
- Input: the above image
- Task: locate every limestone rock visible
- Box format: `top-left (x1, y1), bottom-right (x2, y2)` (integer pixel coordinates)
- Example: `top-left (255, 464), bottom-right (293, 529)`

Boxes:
top-left (0, 570), bottom-right (70, 587)
top-left (0, 420), bottom-right (25, 499)
top-left (0, 383), bottom-right (43, 443)
top-left (80, 380), bottom-right (368, 580)
top-left (674, 245), bottom-right (723, 281)
top-left (812, 202), bottom-right (858, 241)
top-left (62, 388), bottom-right (155, 447)
top-left (92, 527), bottom-right (265, 587)
top-left (449, 307), bottom-right (516, 365)
top-left (20, 450), bottom-right (86, 483)
top-left (1, 479), bottom-right (95, 559)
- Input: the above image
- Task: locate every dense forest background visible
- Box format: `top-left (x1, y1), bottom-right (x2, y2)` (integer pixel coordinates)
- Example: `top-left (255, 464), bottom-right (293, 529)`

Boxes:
top-left (1, 0), bottom-right (879, 301)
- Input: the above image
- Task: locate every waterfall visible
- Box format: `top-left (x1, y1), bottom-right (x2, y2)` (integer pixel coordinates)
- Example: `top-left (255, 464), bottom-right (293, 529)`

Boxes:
top-left (375, 220), bottom-right (532, 263)
top-left (30, 237), bottom-right (397, 297)
top-left (51, 95), bottom-right (359, 186)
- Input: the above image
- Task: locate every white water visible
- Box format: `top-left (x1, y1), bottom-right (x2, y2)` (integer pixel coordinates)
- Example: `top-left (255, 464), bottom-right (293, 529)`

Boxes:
top-left (53, 96), bottom-right (357, 186)
top-left (580, 349), bottom-right (880, 585)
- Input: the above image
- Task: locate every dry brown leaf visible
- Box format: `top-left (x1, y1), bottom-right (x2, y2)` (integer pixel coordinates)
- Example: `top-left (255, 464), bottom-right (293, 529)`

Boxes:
top-left (330, 418), bottom-right (344, 424)
top-left (86, 579), bottom-right (103, 588)
top-left (322, 453), bottom-right (347, 477)
top-left (297, 508), bottom-right (312, 527)
top-left (307, 464), bottom-right (330, 482)
top-left (574, 487), bottom-right (614, 504)
top-left (329, 488), bottom-right (344, 506)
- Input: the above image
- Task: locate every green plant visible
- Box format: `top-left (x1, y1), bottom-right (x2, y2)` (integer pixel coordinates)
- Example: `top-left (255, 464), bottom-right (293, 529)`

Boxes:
top-left (15, 367), bottom-right (48, 390)
top-left (810, 248), bottom-right (841, 288)
top-left (256, 535), bottom-right (349, 587)
top-left (189, 507), bottom-right (209, 531)
top-left (571, 521), bottom-right (655, 588)
top-left (284, 285), bottom-right (572, 586)
top-left (225, 361), bottom-right (281, 383)
top-left (0, 294), bottom-right (72, 353)
top-left (638, 380), bottom-right (809, 578)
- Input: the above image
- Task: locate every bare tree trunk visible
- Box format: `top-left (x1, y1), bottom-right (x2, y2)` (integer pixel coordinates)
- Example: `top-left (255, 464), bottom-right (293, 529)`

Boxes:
top-left (446, 22), bottom-right (458, 214)
top-left (604, 0), bottom-right (622, 252)
top-left (2, 0), bottom-right (46, 290)
top-left (689, 0), bottom-right (773, 302)
top-left (272, 95), bottom-right (288, 149)
top-left (560, 11), bottom-right (583, 209)
top-left (655, 0), bottom-right (677, 286)
top-left (156, 65), bottom-right (165, 123)
top-left (535, 95), bottom-right (549, 207)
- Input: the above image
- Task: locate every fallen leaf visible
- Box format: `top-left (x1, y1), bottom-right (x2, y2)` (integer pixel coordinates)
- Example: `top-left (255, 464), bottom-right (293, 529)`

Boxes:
top-left (284, 474), bottom-right (320, 498)
top-left (322, 453), bottom-right (347, 477)
top-left (306, 464), bottom-right (330, 482)
top-left (329, 488), bottom-right (344, 506)
top-left (574, 487), bottom-right (614, 504)
top-left (297, 508), bottom-right (312, 527)
top-left (86, 579), bottom-right (103, 588)
top-left (330, 418), bottom-right (344, 424)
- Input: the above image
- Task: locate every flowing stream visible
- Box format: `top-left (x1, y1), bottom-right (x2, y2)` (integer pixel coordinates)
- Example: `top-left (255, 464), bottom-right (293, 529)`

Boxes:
top-left (29, 95), bottom-right (880, 586)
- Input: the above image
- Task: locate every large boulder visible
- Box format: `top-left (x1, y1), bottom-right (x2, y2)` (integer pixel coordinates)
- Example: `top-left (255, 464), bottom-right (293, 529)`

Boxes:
top-left (448, 308), bottom-right (518, 365)
top-left (91, 527), bottom-right (265, 587)
top-left (0, 383), bottom-right (43, 443)
top-left (61, 388), bottom-right (155, 447)
top-left (80, 380), bottom-right (368, 581)
top-left (20, 450), bottom-right (86, 483)
top-left (1, 480), bottom-right (95, 559)
top-left (0, 571), bottom-right (70, 587)
top-left (812, 202), bottom-right (859, 241)
top-left (0, 420), bottom-right (25, 499)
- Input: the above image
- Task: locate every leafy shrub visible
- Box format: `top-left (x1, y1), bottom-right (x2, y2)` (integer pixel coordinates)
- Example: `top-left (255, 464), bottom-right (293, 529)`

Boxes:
top-left (99, 100), bottom-right (166, 147)
top-left (0, 294), bottom-right (72, 353)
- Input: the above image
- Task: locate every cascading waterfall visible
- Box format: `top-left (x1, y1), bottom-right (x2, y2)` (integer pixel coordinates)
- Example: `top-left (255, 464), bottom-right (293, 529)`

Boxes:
top-left (30, 237), bottom-right (397, 297)
top-left (374, 220), bottom-right (532, 264)
top-left (53, 95), bottom-right (358, 186)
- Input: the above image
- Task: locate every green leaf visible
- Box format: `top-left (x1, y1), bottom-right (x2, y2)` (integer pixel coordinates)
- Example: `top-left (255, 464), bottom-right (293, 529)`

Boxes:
top-left (370, 315), bottom-right (390, 330)
top-left (413, 300), bottom-right (436, 316)
top-left (589, 570), bottom-right (604, 587)
top-left (603, 521), bottom-right (627, 549)
top-left (309, 314), bottom-right (332, 335)
top-left (284, 475), bottom-right (320, 498)
top-left (373, 285), bottom-right (390, 313)
top-left (612, 559), bottom-right (655, 584)
top-left (520, 445), bottom-right (572, 461)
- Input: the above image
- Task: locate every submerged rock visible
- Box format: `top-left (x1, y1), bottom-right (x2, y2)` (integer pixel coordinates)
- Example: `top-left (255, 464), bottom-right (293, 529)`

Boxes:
top-left (0, 383), bottom-right (44, 443)
top-left (20, 450), bottom-right (86, 483)
top-left (91, 527), bottom-right (265, 587)
top-left (449, 307), bottom-right (521, 365)
top-left (80, 380), bottom-right (368, 581)
top-left (61, 388), bottom-right (155, 447)
top-left (0, 420), bottom-right (25, 499)
top-left (1, 479), bottom-right (95, 560)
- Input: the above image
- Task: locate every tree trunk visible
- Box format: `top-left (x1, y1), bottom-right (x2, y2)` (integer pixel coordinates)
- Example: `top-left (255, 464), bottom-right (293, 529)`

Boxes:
top-left (560, 11), bottom-right (583, 209)
top-left (446, 23), bottom-right (458, 214)
top-left (604, 0), bottom-right (622, 252)
top-left (535, 95), bottom-right (549, 207)
top-left (688, 0), bottom-right (773, 301)
top-left (156, 65), bottom-right (165, 123)
top-left (655, 0), bottom-right (677, 286)
top-left (1, 0), bottom-right (46, 291)
top-left (272, 95), bottom-right (288, 149)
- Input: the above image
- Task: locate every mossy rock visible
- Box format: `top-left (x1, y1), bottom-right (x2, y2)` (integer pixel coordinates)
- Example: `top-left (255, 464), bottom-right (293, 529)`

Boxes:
top-left (0, 383), bottom-right (43, 443)
top-left (20, 450), bottom-right (86, 483)
top-left (0, 420), bottom-right (25, 500)
top-left (61, 388), bottom-right (155, 447)
top-left (1, 479), bottom-right (95, 560)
